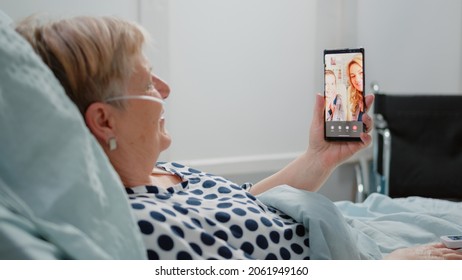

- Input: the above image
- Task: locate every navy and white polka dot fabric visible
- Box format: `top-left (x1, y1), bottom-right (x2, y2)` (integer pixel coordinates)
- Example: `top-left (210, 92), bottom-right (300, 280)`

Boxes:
top-left (126, 162), bottom-right (310, 260)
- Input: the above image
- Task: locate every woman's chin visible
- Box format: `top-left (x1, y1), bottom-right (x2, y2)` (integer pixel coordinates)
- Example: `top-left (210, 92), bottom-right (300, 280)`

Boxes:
top-left (160, 133), bottom-right (172, 151)
top-left (159, 119), bottom-right (172, 149)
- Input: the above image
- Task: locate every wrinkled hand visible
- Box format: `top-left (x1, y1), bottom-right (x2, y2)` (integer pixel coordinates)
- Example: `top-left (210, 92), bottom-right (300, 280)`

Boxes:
top-left (384, 243), bottom-right (462, 260)
top-left (307, 93), bottom-right (374, 170)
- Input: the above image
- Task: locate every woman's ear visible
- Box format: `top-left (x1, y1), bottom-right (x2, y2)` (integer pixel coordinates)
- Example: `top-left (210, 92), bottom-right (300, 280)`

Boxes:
top-left (84, 103), bottom-right (116, 144)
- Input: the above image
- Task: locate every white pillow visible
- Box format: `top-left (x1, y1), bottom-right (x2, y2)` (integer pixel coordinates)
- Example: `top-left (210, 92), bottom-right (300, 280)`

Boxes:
top-left (0, 11), bottom-right (146, 259)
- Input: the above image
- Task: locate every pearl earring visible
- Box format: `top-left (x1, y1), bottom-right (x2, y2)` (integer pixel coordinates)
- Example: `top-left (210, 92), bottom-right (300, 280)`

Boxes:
top-left (108, 137), bottom-right (117, 151)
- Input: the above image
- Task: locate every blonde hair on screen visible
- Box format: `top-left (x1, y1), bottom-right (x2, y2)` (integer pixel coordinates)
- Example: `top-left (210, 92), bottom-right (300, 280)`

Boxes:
top-left (16, 15), bottom-right (149, 114)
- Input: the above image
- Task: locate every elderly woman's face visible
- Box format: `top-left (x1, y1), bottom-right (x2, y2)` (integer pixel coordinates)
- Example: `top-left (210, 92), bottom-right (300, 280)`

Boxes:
top-left (116, 55), bottom-right (172, 161)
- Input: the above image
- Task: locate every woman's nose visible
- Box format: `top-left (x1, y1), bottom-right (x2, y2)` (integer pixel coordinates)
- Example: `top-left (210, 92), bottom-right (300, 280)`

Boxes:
top-left (152, 75), bottom-right (171, 99)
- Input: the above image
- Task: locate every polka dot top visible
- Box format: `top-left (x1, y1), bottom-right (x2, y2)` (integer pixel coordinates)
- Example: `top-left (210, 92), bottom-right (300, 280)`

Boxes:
top-left (126, 162), bottom-right (310, 260)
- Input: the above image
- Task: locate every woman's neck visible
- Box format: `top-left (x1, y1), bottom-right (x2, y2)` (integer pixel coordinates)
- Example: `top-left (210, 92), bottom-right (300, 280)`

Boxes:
top-left (148, 169), bottom-right (183, 188)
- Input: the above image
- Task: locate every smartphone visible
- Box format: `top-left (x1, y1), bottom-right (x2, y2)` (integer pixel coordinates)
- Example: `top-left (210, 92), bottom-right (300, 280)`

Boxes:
top-left (440, 235), bottom-right (462, 249)
top-left (324, 48), bottom-right (365, 141)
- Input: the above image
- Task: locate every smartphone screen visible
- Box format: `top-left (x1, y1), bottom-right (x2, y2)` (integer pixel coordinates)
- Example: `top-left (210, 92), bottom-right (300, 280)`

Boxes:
top-left (324, 48), bottom-right (365, 141)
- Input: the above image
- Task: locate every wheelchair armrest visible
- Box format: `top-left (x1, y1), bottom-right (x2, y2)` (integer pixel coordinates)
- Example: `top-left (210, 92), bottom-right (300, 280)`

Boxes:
top-left (354, 157), bottom-right (371, 203)
top-left (351, 146), bottom-right (373, 203)
top-left (372, 115), bottom-right (391, 195)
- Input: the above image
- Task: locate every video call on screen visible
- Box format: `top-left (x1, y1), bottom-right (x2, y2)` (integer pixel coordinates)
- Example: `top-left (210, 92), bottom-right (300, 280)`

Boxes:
top-left (324, 51), bottom-right (363, 138)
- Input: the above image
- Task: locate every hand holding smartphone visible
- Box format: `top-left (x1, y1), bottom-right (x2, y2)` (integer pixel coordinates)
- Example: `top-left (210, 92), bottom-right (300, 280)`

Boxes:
top-left (324, 48), bottom-right (365, 141)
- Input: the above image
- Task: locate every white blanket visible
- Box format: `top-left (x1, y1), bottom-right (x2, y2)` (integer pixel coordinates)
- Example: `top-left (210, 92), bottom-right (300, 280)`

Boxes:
top-left (258, 185), bottom-right (462, 259)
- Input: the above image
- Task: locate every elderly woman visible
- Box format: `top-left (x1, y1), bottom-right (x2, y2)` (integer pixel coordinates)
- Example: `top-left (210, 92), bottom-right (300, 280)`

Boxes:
top-left (15, 16), bottom-right (461, 260)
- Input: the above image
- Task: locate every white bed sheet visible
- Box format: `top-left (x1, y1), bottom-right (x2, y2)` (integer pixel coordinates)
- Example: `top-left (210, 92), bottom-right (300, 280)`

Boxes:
top-left (258, 185), bottom-right (462, 259)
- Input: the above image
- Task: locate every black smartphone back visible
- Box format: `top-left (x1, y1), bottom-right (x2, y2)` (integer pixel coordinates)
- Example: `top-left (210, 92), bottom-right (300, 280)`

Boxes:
top-left (324, 48), bottom-right (365, 141)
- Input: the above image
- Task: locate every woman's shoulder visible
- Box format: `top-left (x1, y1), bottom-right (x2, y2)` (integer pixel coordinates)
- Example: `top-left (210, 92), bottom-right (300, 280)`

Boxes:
top-left (157, 161), bottom-right (204, 175)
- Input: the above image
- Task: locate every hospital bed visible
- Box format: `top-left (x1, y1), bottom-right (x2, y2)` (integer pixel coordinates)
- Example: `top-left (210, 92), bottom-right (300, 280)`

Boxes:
top-left (1, 10), bottom-right (461, 259)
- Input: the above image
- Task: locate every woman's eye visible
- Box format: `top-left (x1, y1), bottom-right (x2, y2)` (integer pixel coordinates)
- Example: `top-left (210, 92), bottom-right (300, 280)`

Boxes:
top-left (146, 84), bottom-right (155, 92)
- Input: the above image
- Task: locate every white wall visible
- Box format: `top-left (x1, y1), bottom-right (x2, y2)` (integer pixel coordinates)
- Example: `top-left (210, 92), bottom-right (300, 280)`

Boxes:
top-left (2, 0), bottom-right (462, 201)
top-left (154, 0), bottom-right (316, 176)
top-left (357, 0), bottom-right (462, 94)
top-left (0, 0), bottom-right (138, 20)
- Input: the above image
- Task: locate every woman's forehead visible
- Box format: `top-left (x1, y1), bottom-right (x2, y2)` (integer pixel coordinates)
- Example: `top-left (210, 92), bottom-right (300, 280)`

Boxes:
top-left (349, 63), bottom-right (362, 72)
